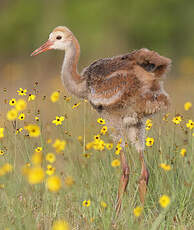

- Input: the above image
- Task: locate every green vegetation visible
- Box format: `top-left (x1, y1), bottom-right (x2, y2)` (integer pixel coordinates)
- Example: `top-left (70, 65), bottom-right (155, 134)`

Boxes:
top-left (1, 0), bottom-right (194, 60)
top-left (0, 1), bottom-right (194, 229)
top-left (0, 88), bottom-right (193, 229)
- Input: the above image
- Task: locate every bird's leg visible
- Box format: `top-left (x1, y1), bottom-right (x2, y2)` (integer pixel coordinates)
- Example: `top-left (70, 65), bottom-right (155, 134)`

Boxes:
top-left (138, 150), bottom-right (149, 205)
top-left (115, 149), bottom-right (129, 215)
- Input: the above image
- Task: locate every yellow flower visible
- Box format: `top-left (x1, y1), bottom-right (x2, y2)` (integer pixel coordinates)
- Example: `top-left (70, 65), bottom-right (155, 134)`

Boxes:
top-left (184, 102), bottom-right (192, 111)
top-left (146, 119), bottom-right (152, 124)
top-left (146, 137), bottom-right (154, 147)
top-left (21, 163), bottom-right (31, 176)
top-left (106, 143), bottom-right (113, 150)
top-left (35, 116), bottom-right (39, 121)
top-left (28, 94), bottom-right (36, 101)
top-left (2, 163), bottom-right (13, 173)
top-left (52, 116), bottom-right (64, 126)
top-left (172, 116), bottom-right (182, 125)
top-left (186, 120), bottom-right (194, 130)
top-left (47, 138), bottom-right (52, 144)
top-left (0, 128), bottom-right (4, 138)
top-left (146, 119), bottom-right (153, 130)
top-left (146, 123), bottom-right (152, 130)
top-left (0, 168), bottom-right (5, 176)
top-left (50, 91), bottom-right (60, 103)
top-left (27, 167), bottom-right (45, 184)
top-left (24, 124), bottom-right (40, 137)
top-left (15, 99), bottom-right (27, 111)
top-left (46, 175), bottom-right (61, 192)
top-left (111, 159), bottom-right (120, 167)
top-left (86, 142), bottom-right (93, 150)
top-left (26, 163), bottom-right (31, 167)
top-left (77, 135), bottom-right (83, 141)
top-left (82, 153), bottom-right (91, 158)
top-left (0, 150), bottom-right (5, 156)
top-left (65, 96), bottom-right (71, 102)
top-left (35, 147), bottom-right (42, 152)
top-left (99, 139), bottom-right (105, 148)
top-left (16, 128), bottom-right (23, 134)
top-left (31, 152), bottom-right (43, 165)
top-left (46, 153), bottom-right (56, 163)
top-left (0, 164), bottom-right (12, 176)
top-left (9, 98), bottom-right (16, 106)
top-left (163, 113), bottom-right (169, 121)
top-left (159, 195), bottom-right (170, 208)
top-left (7, 109), bottom-right (18, 121)
top-left (118, 138), bottom-right (123, 145)
top-left (100, 126), bottom-right (108, 135)
top-left (18, 113), bottom-right (25, 120)
top-left (82, 200), bottom-right (91, 207)
top-left (159, 163), bottom-right (171, 171)
top-left (100, 201), bottom-right (107, 208)
top-left (64, 176), bottom-right (75, 187)
top-left (17, 88), bottom-right (27, 96)
top-left (52, 139), bottom-right (66, 153)
top-left (115, 144), bottom-right (122, 155)
top-left (0, 184), bottom-right (5, 189)
top-left (133, 206), bottom-right (143, 217)
top-left (97, 118), bottom-right (106, 125)
top-left (180, 148), bottom-right (186, 157)
top-left (72, 102), bottom-right (81, 109)
top-left (46, 165), bottom-right (56, 176)
top-left (90, 218), bottom-right (95, 223)
top-left (94, 134), bottom-right (101, 142)
top-left (93, 140), bottom-right (105, 151)
top-left (52, 220), bottom-right (70, 230)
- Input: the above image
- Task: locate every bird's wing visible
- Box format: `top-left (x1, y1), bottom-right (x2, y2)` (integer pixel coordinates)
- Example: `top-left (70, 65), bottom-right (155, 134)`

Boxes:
top-left (81, 52), bottom-right (135, 82)
top-left (82, 48), bottom-right (171, 82)
top-left (87, 70), bottom-right (141, 107)
top-left (82, 52), bottom-right (137, 107)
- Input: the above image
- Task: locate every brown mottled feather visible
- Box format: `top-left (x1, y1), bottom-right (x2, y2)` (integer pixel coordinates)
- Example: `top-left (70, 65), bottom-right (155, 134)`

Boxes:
top-left (82, 48), bottom-right (171, 117)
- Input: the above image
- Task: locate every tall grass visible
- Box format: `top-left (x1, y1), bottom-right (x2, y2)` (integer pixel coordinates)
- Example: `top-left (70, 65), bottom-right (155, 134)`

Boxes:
top-left (0, 87), bottom-right (193, 230)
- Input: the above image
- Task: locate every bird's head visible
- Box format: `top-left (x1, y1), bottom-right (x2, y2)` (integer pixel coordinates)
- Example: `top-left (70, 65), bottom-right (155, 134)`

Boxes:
top-left (31, 26), bottom-right (73, 56)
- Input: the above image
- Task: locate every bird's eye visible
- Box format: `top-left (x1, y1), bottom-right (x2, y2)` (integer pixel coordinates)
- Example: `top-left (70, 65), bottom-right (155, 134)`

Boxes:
top-left (56, 35), bottom-right (62, 40)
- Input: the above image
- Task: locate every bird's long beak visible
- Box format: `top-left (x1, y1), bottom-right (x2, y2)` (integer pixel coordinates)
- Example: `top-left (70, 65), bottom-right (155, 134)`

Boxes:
top-left (31, 40), bottom-right (54, 56)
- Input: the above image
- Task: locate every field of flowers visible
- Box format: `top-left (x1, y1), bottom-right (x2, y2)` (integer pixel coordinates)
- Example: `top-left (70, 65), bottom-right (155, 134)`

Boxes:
top-left (0, 82), bottom-right (193, 230)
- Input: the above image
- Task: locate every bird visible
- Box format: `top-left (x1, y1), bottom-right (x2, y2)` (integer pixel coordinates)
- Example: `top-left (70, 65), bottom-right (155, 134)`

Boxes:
top-left (31, 26), bottom-right (171, 214)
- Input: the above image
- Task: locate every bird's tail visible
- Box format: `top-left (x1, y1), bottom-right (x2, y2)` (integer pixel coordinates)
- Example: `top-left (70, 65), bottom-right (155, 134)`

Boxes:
top-left (134, 48), bottom-right (172, 78)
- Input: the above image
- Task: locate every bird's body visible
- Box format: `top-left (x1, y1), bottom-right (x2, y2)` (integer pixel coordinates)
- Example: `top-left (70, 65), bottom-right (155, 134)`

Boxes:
top-left (31, 26), bottom-right (171, 215)
top-left (83, 49), bottom-right (170, 150)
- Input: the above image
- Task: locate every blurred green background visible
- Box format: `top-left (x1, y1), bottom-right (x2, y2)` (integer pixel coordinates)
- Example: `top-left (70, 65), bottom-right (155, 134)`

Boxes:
top-left (0, 0), bottom-right (193, 109)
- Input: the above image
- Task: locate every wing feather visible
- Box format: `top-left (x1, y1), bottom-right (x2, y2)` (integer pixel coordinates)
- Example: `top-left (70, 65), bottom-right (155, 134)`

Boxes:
top-left (88, 70), bottom-right (141, 107)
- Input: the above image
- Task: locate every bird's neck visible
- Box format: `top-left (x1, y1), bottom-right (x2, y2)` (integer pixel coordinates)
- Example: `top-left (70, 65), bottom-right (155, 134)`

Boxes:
top-left (61, 36), bottom-right (87, 98)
